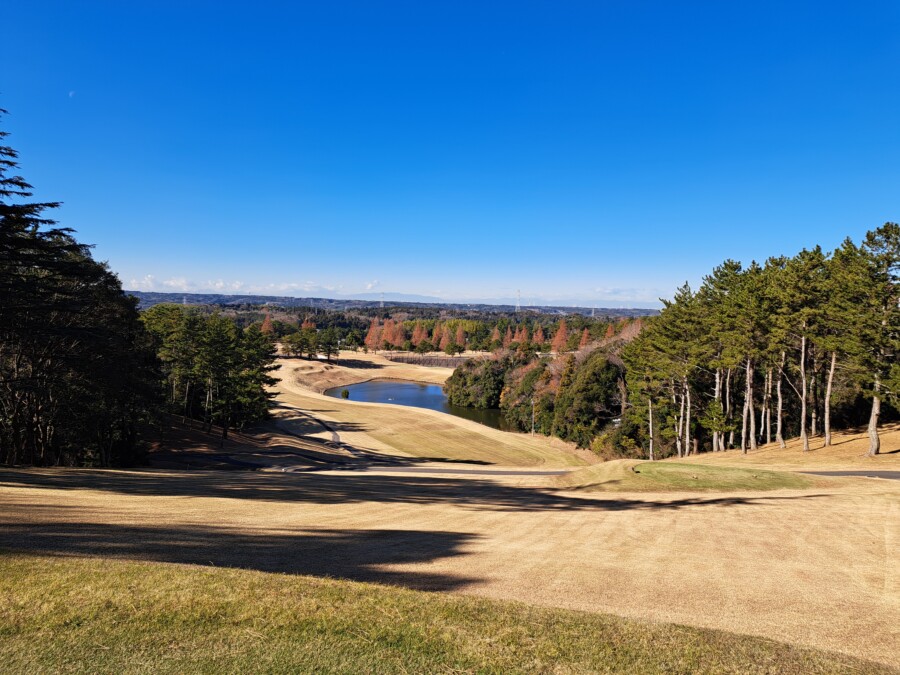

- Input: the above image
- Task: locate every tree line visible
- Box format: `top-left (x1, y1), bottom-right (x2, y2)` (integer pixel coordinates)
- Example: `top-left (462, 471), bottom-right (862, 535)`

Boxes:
top-left (623, 226), bottom-right (899, 458)
top-left (0, 113), bottom-right (278, 466)
top-left (445, 226), bottom-right (899, 458)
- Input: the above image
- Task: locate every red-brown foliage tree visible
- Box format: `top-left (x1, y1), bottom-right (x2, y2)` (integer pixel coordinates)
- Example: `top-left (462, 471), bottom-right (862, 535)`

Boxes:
top-left (533, 325), bottom-right (545, 345)
top-left (579, 327), bottom-right (590, 349)
top-left (604, 323), bottom-right (615, 339)
top-left (260, 312), bottom-right (274, 335)
top-left (551, 320), bottom-right (568, 353)
top-left (455, 325), bottom-right (465, 348)
top-left (364, 319), bottom-right (381, 352)
top-left (503, 326), bottom-right (513, 348)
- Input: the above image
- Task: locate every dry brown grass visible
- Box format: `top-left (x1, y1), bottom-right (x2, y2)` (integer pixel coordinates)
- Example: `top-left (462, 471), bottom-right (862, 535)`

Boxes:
top-left (676, 423), bottom-right (900, 471)
top-left (1, 465), bottom-right (897, 666)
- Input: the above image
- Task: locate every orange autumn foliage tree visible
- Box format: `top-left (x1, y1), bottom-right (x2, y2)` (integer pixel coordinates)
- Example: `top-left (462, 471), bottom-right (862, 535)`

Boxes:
top-left (260, 313), bottom-right (274, 335)
top-left (533, 325), bottom-right (545, 345)
top-left (455, 325), bottom-right (466, 348)
top-left (411, 322), bottom-right (427, 346)
top-left (503, 326), bottom-right (513, 348)
top-left (579, 327), bottom-right (590, 349)
top-left (364, 319), bottom-right (381, 352)
top-left (551, 320), bottom-right (568, 353)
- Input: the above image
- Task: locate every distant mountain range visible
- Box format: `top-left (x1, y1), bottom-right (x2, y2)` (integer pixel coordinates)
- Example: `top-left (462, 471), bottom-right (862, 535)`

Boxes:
top-left (126, 291), bottom-right (659, 318)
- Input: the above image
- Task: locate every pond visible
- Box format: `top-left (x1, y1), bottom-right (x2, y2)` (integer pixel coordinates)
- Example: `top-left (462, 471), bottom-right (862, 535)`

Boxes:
top-left (324, 379), bottom-right (515, 432)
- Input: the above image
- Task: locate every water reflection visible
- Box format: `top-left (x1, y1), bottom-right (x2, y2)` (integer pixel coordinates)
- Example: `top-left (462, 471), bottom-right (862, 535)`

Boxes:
top-left (324, 379), bottom-right (514, 432)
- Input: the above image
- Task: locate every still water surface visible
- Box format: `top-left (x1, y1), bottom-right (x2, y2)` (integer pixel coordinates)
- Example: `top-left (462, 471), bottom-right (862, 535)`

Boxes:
top-left (324, 379), bottom-right (514, 432)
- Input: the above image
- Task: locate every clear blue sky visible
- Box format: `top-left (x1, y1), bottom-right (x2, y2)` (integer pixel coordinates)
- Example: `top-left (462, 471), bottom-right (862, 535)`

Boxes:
top-left (5, 1), bottom-right (899, 306)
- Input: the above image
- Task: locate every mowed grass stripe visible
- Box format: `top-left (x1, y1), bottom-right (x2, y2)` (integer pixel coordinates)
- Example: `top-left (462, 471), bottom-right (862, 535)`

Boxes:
top-left (0, 553), bottom-right (891, 674)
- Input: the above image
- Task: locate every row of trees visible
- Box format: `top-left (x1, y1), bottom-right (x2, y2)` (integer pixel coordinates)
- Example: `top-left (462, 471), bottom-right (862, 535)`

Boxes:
top-left (362, 317), bottom-right (611, 355)
top-left (623, 226), bottom-right (899, 458)
top-left (141, 305), bottom-right (279, 440)
top-left (0, 111), bottom-right (158, 466)
top-left (444, 350), bottom-right (625, 449)
top-left (443, 225), bottom-right (897, 459)
top-left (1, 112), bottom-right (281, 465)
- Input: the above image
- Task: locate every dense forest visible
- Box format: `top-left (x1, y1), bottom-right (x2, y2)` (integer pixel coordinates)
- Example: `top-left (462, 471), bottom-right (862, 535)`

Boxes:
top-left (445, 228), bottom-right (900, 458)
top-left (0, 113), bottom-right (278, 466)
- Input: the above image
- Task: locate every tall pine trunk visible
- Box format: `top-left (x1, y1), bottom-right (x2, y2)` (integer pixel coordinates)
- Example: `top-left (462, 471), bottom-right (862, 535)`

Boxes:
top-left (800, 335), bottom-right (809, 451)
top-left (648, 397), bottom-right (655, 461)
top-left (868, 377), bottom-right (881, 456)
top-left (810, 353), bottom-right (819, 437)
top-left (746, 358), bottom-right (757, 451)
top-left (765, 368), bottom-right (773, 445)
top-left (684, 378), bottom-right (692, 456)
top-left (712, 368), bottom-right (722, 452)
top-left (776, 351), bottom-right (785, 448)
top-left (674, 388), bottom-right (684, 458)
top-left (725, 367), bottom-right (734, 450)
top-left (824, 351), bottom-right (837, 447)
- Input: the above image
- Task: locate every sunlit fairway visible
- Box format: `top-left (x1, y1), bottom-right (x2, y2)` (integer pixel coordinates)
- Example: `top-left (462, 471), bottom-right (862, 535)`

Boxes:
top-left (555, 460), bottom-right (816, 492)
top-left (1, 553), bottom-right (891, 675)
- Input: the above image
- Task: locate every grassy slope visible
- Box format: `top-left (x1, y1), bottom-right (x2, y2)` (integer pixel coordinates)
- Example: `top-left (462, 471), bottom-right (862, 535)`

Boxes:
top-left (555, 460), bottom-right (816, 492)
top-left (1, 554), bottom-right (891, 675)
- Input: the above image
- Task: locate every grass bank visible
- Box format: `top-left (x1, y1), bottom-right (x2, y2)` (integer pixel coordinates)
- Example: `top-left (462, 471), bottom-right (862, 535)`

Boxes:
top-left (556, 460), bottom-right (816, 492)
top-left (0, 553), bottom-right (888, 674)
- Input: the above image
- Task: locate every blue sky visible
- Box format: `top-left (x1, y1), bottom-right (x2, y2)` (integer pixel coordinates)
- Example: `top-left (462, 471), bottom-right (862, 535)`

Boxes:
top-left (5, 1), bottom-right (899, 306)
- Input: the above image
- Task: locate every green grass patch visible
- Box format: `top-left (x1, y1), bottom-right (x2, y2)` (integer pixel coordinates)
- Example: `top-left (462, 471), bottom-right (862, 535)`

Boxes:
top-left (0, 552), bottom-right (887, 674)
top-left (556, 460), bottom-right (814, 492)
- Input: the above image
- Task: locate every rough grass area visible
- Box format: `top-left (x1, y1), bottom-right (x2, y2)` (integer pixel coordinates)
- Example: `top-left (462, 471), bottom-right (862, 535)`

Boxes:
top-left (0, 554), bottom-right (889, 675)
top-left (556, 460), bottom-right (815, 492)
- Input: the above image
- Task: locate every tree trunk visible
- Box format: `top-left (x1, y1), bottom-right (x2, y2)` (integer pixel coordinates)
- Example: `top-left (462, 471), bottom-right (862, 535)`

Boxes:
top-left (758, 368), bottom-right (768, 445)
top-left (868, 378), bottom-right (881, 456)
top-left (744, 358), bottom-right (757, 452)
top-left (712, 368), bottom-right (722, 452)
top-left (765, 368), bottom-right (773, 445)
top-left (810, 353), bottom-right (819, 437)
top-left (800, 335), bottom-right (809, 451)
top-left (675, 388), bottom-right (685, 458)
top-left (725, 367), bottom-right (734, 450)
top-left (741, 361), bottom-right (750, 454)
top-left (777, 351), bottom-right (785, 448)
top-left (824, 351), bottom-right (837, 447)
top-left (684, 378), bottom-right (692, 456)
top-left (648, 397), bottom-right (655, 461)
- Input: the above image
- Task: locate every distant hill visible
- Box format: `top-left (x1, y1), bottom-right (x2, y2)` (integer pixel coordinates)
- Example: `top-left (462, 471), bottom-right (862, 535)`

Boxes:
top-left (125, 291), bottom-right (659, 318)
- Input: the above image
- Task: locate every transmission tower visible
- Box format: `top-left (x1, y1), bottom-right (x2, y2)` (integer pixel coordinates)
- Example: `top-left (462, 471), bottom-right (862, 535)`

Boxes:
top-left (515, 289), bottom-right (521, 313)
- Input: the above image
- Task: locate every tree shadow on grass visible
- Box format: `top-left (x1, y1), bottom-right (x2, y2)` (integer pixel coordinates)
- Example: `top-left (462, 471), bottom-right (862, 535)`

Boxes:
top-left (0, 469), bottom-right (830, 514)
top-left (0, 523), bottom-right (479, 591)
